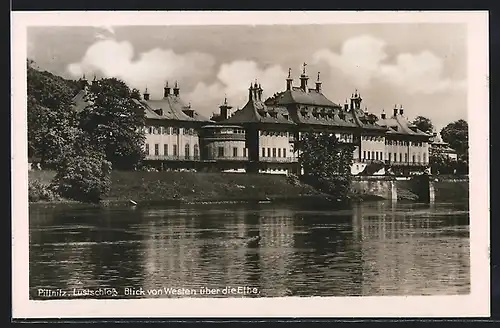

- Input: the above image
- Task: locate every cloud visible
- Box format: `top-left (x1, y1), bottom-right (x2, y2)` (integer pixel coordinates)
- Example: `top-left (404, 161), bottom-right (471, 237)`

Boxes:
top-left (313, 34), bottom-right (465, 94)
top-left (187, 61), bottom-right (287, 117)
top-left (66, 39), bottom-right (216, 99)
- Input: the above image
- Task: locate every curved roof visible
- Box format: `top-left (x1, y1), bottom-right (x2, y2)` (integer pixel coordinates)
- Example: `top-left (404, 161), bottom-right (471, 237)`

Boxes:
top-left (140, 96), bottom-right (211, 122)
top-left (223, 98), bottom-right (296, 125)
top-left (71, 87), bottom-right (211, 123)
top-left (71, 89), bottom-right (92, 112)
top-left (377, 113), bottom-right (431, 137)
top-left (266, 87), bottom-right (341, 108)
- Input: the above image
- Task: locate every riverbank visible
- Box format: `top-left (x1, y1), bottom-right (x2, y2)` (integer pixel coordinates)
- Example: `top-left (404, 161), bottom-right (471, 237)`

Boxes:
top-left (29, 170), bottom-right (332, 206)
top-left (28, 170), bottom-right (469, 206)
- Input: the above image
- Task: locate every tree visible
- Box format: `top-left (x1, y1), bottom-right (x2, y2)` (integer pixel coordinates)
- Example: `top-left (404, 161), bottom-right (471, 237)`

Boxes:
top-left (52, 151), bottom-right (112, 203)
top-left (365, 113), bottom-right (379, 125)
top-left (441, 119), bottom-right (468, 162)
top-left (296, 132), bottom-right (356, 201)
top-left (130, 88), bottom-right (142, 101)
top-left (78, 78), bottom-right (146, 170)
top-left (27, 60), bottom-right (81, 166)
top-left (411, 116), bottom-right (434, 134)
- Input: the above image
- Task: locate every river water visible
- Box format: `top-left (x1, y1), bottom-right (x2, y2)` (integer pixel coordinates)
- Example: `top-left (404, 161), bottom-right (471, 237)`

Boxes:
top-left (29, 201), bottom-right (470, 299)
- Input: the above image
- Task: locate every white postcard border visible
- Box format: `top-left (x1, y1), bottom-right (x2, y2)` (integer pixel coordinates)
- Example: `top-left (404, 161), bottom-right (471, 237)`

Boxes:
top-left (11, 11), bottom-right (490, 318)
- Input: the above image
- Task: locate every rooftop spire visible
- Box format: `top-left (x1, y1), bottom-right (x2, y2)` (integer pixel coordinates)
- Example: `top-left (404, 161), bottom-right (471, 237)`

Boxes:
top-left (300, 62), bottom-right (309, 92)
top-left (286, 68), bottom-right (293, 90)
top-left (315, 72), bottom-right (322, 92)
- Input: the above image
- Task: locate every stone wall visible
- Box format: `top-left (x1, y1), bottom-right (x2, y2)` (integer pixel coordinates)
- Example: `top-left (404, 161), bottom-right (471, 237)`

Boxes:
top-left (351, 176), bottom-right (397, 200)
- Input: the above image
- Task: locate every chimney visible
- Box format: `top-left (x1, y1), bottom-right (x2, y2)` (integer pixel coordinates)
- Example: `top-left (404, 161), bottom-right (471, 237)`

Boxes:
top-left (248, 82), bottom-right (254, 101)
top-left (80, 74), bottom-right (88, 90)
top-left (353, 90), bottom-right (362, 109)
top-left (315, 72), bottom-right (322, 92)
top-left (399, 104), bottom-right (404, 116)
top-left (258, 84), bottom-right (263, 101)
top-left (173, 81), bottom-right (180, 97)
top-left (92, 74), bottom-right (98, 86)
top-left (164, 81), bottom-right (171, 98)
top-left (300, 62), bottom-right (309, 92)
top-left (393, 105), bottom-right (398, 117)
top-left (286, 68), bottom-right (293, 91)
top-left (381, 110), bottom-right (386, 119)
top-left (219, 96), bottom-right (232, 120)
top-left (143, 87), bottom-right (150, 101)
top-left (253, 80), bottom-right (259, 100)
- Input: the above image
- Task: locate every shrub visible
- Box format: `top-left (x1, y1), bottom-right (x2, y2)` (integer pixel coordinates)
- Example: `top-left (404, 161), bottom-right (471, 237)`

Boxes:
top-left (52, 152), bottom-right (112, 203)
top-left (28, 179), bottom-right (61, 202)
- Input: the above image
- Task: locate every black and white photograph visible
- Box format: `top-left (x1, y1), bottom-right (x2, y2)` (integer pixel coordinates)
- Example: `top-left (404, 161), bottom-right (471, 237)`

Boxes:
top-left (12, 11), bottom-right (489, 318)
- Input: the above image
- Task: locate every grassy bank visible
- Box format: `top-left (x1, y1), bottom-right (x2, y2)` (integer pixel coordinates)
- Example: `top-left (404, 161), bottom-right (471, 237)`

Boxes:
top-left (28, 170), bottom-right (328, 204)
top-left (28, 170), bottom-right (469, 205)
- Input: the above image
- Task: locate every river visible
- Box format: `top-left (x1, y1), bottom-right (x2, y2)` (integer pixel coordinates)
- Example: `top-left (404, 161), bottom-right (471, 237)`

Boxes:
top-left (29, 200), bottom-right (470, 299)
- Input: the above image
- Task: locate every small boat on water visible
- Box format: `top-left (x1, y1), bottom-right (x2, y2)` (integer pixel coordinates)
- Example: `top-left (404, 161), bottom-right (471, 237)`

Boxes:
top-left (129, 199), bottom-right (138, 206)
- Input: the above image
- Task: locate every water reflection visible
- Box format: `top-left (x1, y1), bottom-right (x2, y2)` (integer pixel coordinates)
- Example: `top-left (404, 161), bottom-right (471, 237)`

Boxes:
top-left (29, 201), bottom-right (470, 299)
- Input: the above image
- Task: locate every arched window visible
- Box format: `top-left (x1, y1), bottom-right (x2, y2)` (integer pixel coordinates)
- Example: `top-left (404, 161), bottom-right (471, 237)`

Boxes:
top-left (194, 144), bottom-right (199, 159)
top-left (185, 144), bottom-right (190, 159)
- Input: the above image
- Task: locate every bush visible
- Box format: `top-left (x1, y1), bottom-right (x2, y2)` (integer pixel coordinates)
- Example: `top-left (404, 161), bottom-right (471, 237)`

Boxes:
top-left (52, 152), bottom-right (112, 203)
top-left (28, 179), bottom-right (61, 202)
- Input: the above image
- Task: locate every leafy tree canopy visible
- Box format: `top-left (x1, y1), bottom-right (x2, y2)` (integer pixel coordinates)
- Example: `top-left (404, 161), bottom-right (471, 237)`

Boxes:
top-left (296, 132), bottom-right (356, 201)
top-left (27, 59), bottom-right (81, 165)
top-left (411, 116), bottom-right (434, 134)
top-left (440, 119), bottom-right (468, 161)
top-left (78, 77), bottom-right (146, 170)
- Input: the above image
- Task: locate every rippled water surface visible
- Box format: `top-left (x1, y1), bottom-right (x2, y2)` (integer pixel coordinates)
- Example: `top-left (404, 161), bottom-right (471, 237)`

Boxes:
top-left (29, 201), bottom-right (470, 299)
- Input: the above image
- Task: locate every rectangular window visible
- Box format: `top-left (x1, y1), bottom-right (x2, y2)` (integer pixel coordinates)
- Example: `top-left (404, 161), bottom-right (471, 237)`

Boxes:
top-left (272, 148), bottom-right (276, 157)
top-left (233, 147), bottom-right (238, 157)
top-left (283, 148), bottom-right (286, 158)
top-left (412, 154), bottom-right (416, 163)
top-left (423, 153), bottom-right (427, 163)
top-left (164, 144), bottom-right (168, 156)
top-left (262, 148), bottom-right (266, 157)
top-left (388, 153), bottom-right (392, 161)
top-left (278, 148), bottom-right (281, 157)
top-left (148, 127), bottom-right (153, 134)
top-left (267, 148), bottom-right (271, 158)
top-left (363, 151), bottom-right (366, 159)
top-left (371, 151), bottom-right (375, 160)
top-left (173, 145), bottom-right (178, 156)
top-left (243, 148), bottom-right (247, 157)
top-left (375, 152), bottom-right (379, 160)
top-left (367, 152), bottom-right (370, 160)
top-left (145, 144), bottom-right (150, 155)
top-left (218, 147), bottom-right (224, 158)
top-left (405, 153), bottom-right (408, 162)
top-left (154, 144), bottom-right (159, 155)
top-left (394, 152), bottom-right (397, 162)
top-left (399, 153), bottom-right (403, 162)
top-left (172, 127), bottom-right (178, 135)
top-left (380, 152), bottom-right (383, 160)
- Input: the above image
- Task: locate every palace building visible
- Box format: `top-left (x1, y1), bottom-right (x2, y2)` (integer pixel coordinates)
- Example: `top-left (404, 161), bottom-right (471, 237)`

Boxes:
top-left (72, 63), bottom-right (432, 175)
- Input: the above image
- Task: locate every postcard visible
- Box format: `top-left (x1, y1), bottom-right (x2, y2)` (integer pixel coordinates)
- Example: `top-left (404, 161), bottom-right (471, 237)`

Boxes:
top-left (11, 11), bottom-right (490, 318)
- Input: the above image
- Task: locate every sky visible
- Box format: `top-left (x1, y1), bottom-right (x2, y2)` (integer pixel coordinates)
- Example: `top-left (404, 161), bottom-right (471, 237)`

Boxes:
top-left (27, 23), bottom-right (467, 131)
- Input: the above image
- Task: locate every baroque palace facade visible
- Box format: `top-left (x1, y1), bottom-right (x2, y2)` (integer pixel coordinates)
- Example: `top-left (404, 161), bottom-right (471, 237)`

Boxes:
top-left (72, 64), bottom-right (432, 176)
